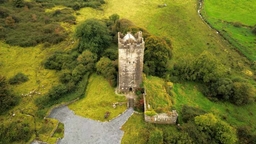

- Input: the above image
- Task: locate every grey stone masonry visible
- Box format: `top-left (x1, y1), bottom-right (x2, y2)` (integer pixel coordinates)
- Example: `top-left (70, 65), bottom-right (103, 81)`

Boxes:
top-left (118, 31), bottom-right (145, 93)
top-left (143, 94), bottom-right (178, 124)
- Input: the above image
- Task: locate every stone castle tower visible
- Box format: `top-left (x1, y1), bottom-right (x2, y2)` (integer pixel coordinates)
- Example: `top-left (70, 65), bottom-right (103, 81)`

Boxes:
top-left (118, 31), bottom-right (145, 93)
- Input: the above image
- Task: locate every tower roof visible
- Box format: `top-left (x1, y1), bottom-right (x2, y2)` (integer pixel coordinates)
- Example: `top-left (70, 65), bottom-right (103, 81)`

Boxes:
top-left (123, 33), bottom-right (136, 42)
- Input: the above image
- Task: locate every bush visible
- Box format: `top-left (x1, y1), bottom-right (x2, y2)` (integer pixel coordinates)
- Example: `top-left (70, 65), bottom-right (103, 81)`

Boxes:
top-left (75, 19), bottom-right (111, 55)
top-left (237, 126), bottom-right (256, 144)
top-left (77, 50), bottom-right (97, 72)
top-left (0, 2), bottom-right (72, 47)
top-left (0, 120), bottom-right (32, 143)
top-left (252, 25), bottom-right (256, 35)
top-left (231, 82), bottom-right (254, 105)
top-left (144, 36), bottom-right (172, 77)
top-left (13, 0), bottom-right (25, 8)
top-left (181, 105), bottom-right (205, 123)
top-left (145, 110), bottom-right (157, 116)
top-left (233, 22), bottom-right (243, 27)
top-left (96, 57), bottom-right (117, 86)
top-left (0, 76), bottom-right (19, 114)
top-left (60, 70), bottom-right (72, 84)
top-left (9, 72), bottom-right (28, 85)
top-left (194, 113), bottom-right (238, 144)
top-left (148, 129), bottom-right (163, 144)
top-left (48, 84), bottom-right (68, 101)
top-left (44, 52), bottom-right (75, 70)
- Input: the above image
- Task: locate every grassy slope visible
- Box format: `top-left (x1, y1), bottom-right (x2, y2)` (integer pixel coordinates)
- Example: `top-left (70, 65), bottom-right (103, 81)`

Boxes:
top-left (0, 40), bottom-right (76, 143)
top-left (69, 74), bottom-right (127, 121)
top-left (172, 83), bottom-right (256, 129)
top-left (144, 76), bottom-right (172, 112)
top-left (202, 0), bottom-right (256, 60)
top-left (77, 0), bottom-right (252, 71)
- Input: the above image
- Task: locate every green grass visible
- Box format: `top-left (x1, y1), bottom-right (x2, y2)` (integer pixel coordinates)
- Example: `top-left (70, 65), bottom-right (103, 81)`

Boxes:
top-left (202, 0), bottom-right (256, 61)
top-left (76, 0), bottom-right (252, 71)
top-left (0, 38), bottom-right (76, 143)
top-left (144, 76), bottom-right (172, 112)
top-left (172, 82), bottom-right (256, 131)
top-left (69, 74), bottom-right (127, 121)
top-left (121, 114), bottom-right (148, 144)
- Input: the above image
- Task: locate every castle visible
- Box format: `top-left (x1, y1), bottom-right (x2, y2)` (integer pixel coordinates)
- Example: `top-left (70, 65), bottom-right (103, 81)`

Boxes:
top-left (117, 31), bottom-right (145, 93)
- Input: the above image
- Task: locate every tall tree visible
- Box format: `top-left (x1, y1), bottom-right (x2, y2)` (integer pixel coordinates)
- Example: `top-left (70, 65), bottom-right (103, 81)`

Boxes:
top-left (75, 19), bottom-right (111, 55)
top-left (77, 50), bottom-right (97, 72)
top-left (96, 57), bottom-right (117, 86)
top-left (195, 113), bottom-right (238, 144)
top-left (144, 36), bottom-right (172, 77)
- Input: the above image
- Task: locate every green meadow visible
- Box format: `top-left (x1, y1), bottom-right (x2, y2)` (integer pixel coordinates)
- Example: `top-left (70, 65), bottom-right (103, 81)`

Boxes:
top-left (202, 0), bottom-right (256, 61)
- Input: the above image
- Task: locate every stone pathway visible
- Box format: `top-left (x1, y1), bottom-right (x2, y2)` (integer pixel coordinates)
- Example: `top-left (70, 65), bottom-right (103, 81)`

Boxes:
top-left (48, 106), bottom-right (134, 144)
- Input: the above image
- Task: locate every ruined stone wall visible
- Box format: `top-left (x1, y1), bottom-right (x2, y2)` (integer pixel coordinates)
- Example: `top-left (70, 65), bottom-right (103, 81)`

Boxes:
top-left (118, 32), bottom-right (144, 93)
top-left (143, 94), bottom-right (178, 124)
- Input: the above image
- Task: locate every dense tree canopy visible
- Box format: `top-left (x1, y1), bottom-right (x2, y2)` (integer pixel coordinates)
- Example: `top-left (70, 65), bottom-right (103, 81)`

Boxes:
top-left (144, 36), bottom-right (172, 77)
top-left (194, 113), bottom-right (238, 144)
top-left (96, 57), bottom-right (117, 86)
top-left (0, 75), bottom-right (18, 114)
top-left (75, 19), bottom-right (112, 55)
top-left (77, 50), bottom-right (97, 72)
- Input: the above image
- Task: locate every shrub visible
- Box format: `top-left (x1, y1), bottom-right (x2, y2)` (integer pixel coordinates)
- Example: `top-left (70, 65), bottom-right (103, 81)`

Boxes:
top-left (181, 105), bottom-right (205, 123)
top-left (0, 2), bottom-right (72, 47)
top-left (75, 18), bottom-right (111, 54)
top-left (252, 25), bottom-right (256, 35)
top-left (60, 70), bottom-right (72, 84)
top-left (233, 22), bottom-right (243, 27)
top-left (237, 126), bottom-right (256, 144)
top-left (148, 129), bottom-right (163, 144)
top-left (13, 0), bottom-right (25, 8)
top-left (44, 52), bottom-right (74, 70)
top-left (109, 14), bottom-right (119, 23)
top-left (0, 76), bottom-right (19, 114)
top-left (96, 57), bottom-right (117, 86)
top-left (194, 113), bottom-right (238, 144)
top-left (77, 50), bottom-right (97, 72)
top-left (9, 72), bottom-right (28, 85)
top-left (144, 36), bottom-right (172, 77)
top-left (145, 110), bottom-right (157, 116)
top-left (0, 120), bottom-right (32, 143)
top-left (231, 82), bottom-right (254, 105)
top-left (48, 84), bottom-right (68, 100)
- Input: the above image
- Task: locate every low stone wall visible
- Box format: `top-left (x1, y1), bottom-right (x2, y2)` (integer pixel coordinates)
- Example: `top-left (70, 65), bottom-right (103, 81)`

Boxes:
top-left (143, 94), bottom-right (178, 124)
top-left (144, 110), bottom-right (178, 124)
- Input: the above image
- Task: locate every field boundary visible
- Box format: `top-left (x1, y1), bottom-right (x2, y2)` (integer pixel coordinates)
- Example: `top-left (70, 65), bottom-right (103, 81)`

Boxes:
top-left (198, 0), bottom-right (254, 61)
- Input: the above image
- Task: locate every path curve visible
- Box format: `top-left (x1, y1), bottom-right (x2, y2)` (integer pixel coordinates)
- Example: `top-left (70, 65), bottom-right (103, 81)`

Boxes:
top-left (48, 106), bottom-right (134, 144)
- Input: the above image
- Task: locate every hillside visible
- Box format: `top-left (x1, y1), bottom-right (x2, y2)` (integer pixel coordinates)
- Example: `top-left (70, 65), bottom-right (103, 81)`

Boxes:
top-left (0, 0), bottom-right (256, 143)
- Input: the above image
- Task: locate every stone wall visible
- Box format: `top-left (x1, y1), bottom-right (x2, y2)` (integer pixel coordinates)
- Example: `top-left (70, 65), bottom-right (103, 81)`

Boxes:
top-left (117, 31), bottom-right (144, 93)
top-left (143, 94), bottom-right (178, 124)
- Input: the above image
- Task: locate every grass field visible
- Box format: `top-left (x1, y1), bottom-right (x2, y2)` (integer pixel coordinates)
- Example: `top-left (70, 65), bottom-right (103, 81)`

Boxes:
top-left (69, 74), bottom-right (127, 121)
top-left (144, 76), bottom-right (172, 112)
top-left (172, 82), bottom-right (256, 129)
top-left (201, 0), bottom-right (256, 61)
top-left (121, 82), bottom-right (256, 143)
top-left (0, 40), bottom-right (76, 143)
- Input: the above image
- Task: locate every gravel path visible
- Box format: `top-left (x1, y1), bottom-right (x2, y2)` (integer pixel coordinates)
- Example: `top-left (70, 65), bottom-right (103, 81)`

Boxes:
top-left (48, 106), bottom-right (134, 144)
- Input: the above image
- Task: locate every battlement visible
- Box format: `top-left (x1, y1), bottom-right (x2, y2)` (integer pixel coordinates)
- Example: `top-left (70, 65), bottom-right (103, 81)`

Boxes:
top-left (118, 31), bottom-right (144, 49)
